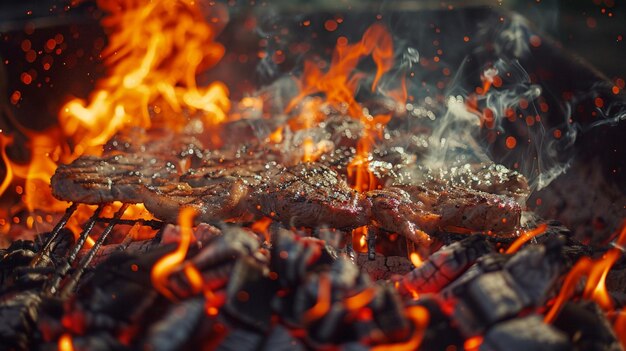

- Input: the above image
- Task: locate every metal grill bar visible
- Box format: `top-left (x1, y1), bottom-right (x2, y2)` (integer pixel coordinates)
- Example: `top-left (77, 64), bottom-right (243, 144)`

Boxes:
top-left (30, 202), bottom-right (78, 268)
top-left (60, 204), bottom-right (129, 298)
top-left (95, 217), bottom-right (164, 229)
top-left (46, 205), bottom-right (104, 295)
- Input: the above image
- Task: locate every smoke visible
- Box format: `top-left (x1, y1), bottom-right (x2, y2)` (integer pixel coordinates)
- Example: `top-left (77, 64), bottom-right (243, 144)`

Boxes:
top-left (231, 3), bottom-right (623, 198)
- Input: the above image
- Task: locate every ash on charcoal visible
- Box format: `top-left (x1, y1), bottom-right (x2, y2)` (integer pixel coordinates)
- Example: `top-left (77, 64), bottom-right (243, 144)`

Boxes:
top-left (481, 315), bottom-right (571, 351)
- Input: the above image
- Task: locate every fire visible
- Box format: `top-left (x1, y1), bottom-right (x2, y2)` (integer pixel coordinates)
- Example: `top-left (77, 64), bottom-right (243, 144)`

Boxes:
top-left (545, 223), bottom-right (626, 323)
top-left (371, 305), bottom-right (429, 351)
top-left (1, 0), bottom-right (231, 230)
top-left (151, 206), bottom-right (197, 300)
top-left (58, 333), bottom-right (74, 351)
top-left (505, 223), bottom-right (548, 254)
top-left (60, 0), bottom-right (230, 153)
top-left (286, 24), bottom-right (395, 186)
top-left (251, 216), bottom-right (272, 243)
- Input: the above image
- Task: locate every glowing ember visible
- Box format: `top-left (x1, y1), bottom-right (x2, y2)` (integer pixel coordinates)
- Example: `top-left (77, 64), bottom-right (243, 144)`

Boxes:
top-left (151, 206), bottom-right (197, 300)
top-left (371, 305), bottom-right (429, 351)
top-left (303, 274), bottom-right (332, 323)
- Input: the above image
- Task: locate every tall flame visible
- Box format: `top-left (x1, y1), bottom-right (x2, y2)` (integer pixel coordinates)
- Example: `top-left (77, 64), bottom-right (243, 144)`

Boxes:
top-left (151, 206), bottom-right (197, 300)
top-left (1, 0), bottom-right (230, 230)
top-left (60, 0), bottom-right (230, 153)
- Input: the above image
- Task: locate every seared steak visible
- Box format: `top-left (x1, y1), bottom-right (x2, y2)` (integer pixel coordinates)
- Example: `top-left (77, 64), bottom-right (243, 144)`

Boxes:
top-left (368, 183), bottom-right (521, 237)
top-left (251, 162), bottom-right (371, 230)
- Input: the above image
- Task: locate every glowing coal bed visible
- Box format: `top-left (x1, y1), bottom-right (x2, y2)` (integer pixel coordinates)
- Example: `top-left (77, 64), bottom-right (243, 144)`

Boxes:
top-left (0, 1), bottom-right (625, 350)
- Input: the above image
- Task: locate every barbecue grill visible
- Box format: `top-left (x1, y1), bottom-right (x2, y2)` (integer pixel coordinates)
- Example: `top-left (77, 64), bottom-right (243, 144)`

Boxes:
top-left (0, 1), bottom-right (625, 350)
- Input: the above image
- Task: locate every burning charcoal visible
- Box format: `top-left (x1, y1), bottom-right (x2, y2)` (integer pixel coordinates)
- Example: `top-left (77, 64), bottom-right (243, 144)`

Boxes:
top-left (369, 284), bottom-right (410, 339)
top-left (441, 253), bottom-right (509, 301)
top-left (503, 237), bottom-right (564, 306)
top-left (552, 301), bottom-right (623, 351)
top-left (0, 291), bottom-right (42, 349)
top-left (143, 297), bottom-right (206, 351)
top-left (223, 256), bottom-right (274, 332)
top-left (216, 327), bottom-right (265, 351)
top-left (481, 316), bottom-right (571, 351)
top-left (40, 332), bottom-right (126, 351)
top-left (190, 225), bottom-right (260, 271)
top-left (259, 325), bottom-right (305, 351)
top-left (415, 296), bottom-right (464, 351)
top-left (398, 235), bottom-right (493, 296)
top-left (270, 226), bottom-right (335, 287)
top-left (453, 271), bottom-right (529, 336)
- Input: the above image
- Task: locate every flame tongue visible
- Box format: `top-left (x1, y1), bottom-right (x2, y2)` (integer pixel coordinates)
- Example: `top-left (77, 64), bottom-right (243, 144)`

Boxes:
top-left (62, 0), bottom-right (230, 154)
top-left (1, 0), bottom-right (231, 231)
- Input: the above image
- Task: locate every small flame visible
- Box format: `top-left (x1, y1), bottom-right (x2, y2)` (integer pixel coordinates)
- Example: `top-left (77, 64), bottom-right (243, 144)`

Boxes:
top-left (371, 305), bottom-right (429, 351)
top-left (545, 222), bottom-right (626, 323)
top-left (58, 333), bottom-right (75, 351)
top-left (505, 223), bottom-right (548, 254)
top-left (409, 252), bottom-right (424, 267)
top-left (151, 206), bottom-right (197, 300)
top-left (303, 273), bottom-right (332, 323)
top-left (464, 336), bottom-right (484, 351)
top-left (251, 216), bottom-right (272, 243)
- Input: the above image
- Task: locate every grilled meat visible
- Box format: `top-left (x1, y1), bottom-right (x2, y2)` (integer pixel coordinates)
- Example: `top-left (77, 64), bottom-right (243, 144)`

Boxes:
top-left (50, 154), bottom-right (177, 204)
top-left (251, 162), bottom-right (371, 230)
top-left (368, 183), bottom-right (521, 238)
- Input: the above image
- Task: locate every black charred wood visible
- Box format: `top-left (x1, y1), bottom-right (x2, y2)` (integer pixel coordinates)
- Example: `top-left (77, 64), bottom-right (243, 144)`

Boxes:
top-left (503, 237), bottom-right (564, 306)
top-left (143, 297), bottom-right (206, 351)
top-left (216, 327), bottom-right (265, 351)
top-left (223, 256), bottom-right (274, 332)
top-left (0, 291), bottom-right (41, 350)
top-left (552, 301), bottom-right (623, 351)
top-left (454, 270), bottom-right (529, 336)
top-left (481, 316), bottom-right (571, 351)
top-left (415, 296), bottom-right (464, 351)
top-left (398, 235), bottom-right (493, 296)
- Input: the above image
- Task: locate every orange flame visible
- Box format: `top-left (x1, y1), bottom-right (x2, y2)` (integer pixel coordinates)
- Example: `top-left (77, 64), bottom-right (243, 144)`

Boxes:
top-left (1, 0), bottom-right (231, 230)
top-left (58, 333), bottom-right (75, 351)
top-left (251, 216), bottom-right (272, 243)
top-left (287, 24), bottom-right (394, 170)
top-left (371, 305), bottom-right (429, 351)
top-left (545, 223), bottom-right (626, 323)
top-left (505, 223), bottom-right (548, 254)
top-left (347, 113), bottom-right (390, 192)
top-left (303, 273), bottom-right (332, 323)
top-left (60, 0), bottom-right (230, 155)
top-left (151, 207), bottom-right (197, 300)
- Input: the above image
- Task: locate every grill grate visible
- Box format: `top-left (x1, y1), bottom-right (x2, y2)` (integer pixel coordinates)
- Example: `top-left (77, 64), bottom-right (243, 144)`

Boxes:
top-left (23, 203), bottom-right (165, 298)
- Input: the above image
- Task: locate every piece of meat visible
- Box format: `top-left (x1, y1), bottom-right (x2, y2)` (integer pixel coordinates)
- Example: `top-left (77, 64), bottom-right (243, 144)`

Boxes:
top-left (51, 154), bottom-right (177, 204)
top-left (368, 183), bottom-right (521, 240)
top-left (251, 162), bottom-right (371, 230)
